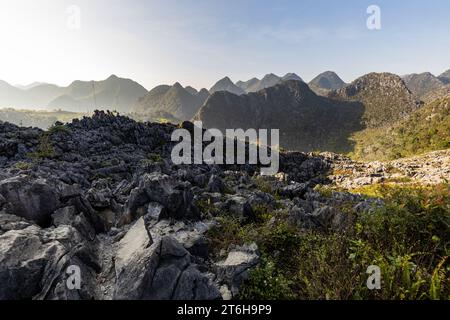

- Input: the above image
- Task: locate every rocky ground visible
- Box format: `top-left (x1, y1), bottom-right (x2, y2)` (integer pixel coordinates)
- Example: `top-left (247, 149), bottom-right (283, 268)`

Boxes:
top-left (0, 111), bottom-right (448, 300)
top-left (327, 150), bottom-right (450, 189)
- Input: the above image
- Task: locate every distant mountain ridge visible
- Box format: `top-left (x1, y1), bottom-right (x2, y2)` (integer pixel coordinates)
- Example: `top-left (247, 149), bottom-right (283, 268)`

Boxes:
top-left (133, 82), bottom-right (209, 121)
top-left (308, 71), bottom-right (346, 95)
top-left (439, 70), bottom-right (450, 84)
top-left (209, 77), bottom-right (245, 95)
top-left (235, 73), bottom-right (303, 93)
top-left (0, 75), bottom-right (148, 112)
top-left (195, 73), bottom-right (424, 153)
top-left (403, 72), bottom-right (445, 99)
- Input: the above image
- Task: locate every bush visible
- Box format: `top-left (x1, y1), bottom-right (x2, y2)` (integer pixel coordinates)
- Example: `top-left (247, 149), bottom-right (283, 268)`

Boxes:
top-left (208, 183), bottom-right (450, 300)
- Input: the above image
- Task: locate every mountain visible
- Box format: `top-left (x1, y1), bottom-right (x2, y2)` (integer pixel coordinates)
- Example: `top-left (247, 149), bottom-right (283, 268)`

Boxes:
top-left (402, 72), bottom-right (446, 100)
top-left (351, 95), bottom-right (450, 161)
top-left (0, 80), bottom-right (32, 108)
top-left (329, 73), bottom-right (420, 128)
top-left (236, 73), bottom-right (303, 93)
top-left (438, 70), bottom-right (450, 84)
top-left (15, 82), bottom-right (47, 90)
top-left (281, 73), bottom-right (303, 82)
top-left (133, 83), bottom-right (209, 121)
top-left (309, 71), bottom-right (346, 95)
top-left (47, 75), bottom-right (148, 113)
top-left (196, 80), bottom-right (364, 152)
top-left (184, 86), bottom-right (198, 95)
top-left (209, 77), bottom-right (245, 95)
top-left (0, 75), bottom-right (148, 112)
top-left (236, 78), bottom-right (260, 92)
top-left (27, 84), bottom-right (65, 106)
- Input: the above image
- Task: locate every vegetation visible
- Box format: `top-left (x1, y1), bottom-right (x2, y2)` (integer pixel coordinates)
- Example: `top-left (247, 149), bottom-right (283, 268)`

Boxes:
top-left (27, 133), bottom-right (54, 160)
top-left (350, 96), bottom-right (450, 161)
top-left (13, 161), bottom-right (33, 170)
top-left (207, 183), bottom-right (450, 300)
top-left (27, 124), bottom-right (71, 160)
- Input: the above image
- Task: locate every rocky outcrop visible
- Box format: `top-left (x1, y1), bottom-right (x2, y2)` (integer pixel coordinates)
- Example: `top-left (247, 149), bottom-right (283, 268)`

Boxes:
top-left (0, 111), bottom-right (336, 300)
top-left (327, 149), bottom-right (450, 189)
top-left (215, 243), bottom-right (260, 299)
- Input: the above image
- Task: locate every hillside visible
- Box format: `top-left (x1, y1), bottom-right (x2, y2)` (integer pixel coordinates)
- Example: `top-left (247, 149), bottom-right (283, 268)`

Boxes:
top-left (196, 80), bottom-right (363, 152)
top-left (438, 69), bottom-right (450, 84)
top-left (403, 72), bottom-right (447, 100)
top-left (350, 95), bottom-right (450, 161)
top-left (329, 73), bottom-right (420, 128)
top-left (133, 83), bottom-right (209, 121)
top-left (0, 81), bottom-right (32, 108)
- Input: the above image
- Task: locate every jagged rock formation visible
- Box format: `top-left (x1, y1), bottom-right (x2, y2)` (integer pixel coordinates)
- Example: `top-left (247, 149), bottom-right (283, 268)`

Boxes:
top-left (328, 149), bottom-right (450, 189)
top-left (0, 111), bottom-right (347, 300)
top-left (133, 83), bottom-right (209, 121)
top-left (329, 72), bottom-right (421, 128)
top-left (0, 111), bottom-right (448, 300)
top-left (308, 71), bottom-right (346, 95)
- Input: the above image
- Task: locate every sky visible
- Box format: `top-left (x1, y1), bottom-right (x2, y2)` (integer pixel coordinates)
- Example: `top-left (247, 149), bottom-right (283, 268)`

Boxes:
top-left (0, 0), bottom-right (449, 90)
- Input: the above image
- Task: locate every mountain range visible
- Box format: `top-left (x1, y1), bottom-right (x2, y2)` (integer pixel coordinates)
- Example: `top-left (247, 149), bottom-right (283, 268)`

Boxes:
top-left (403, 70), bottom-right (450, 102)
top-left (196, 80), bottom-right (364, 152)
top-left (195, 72), bottom-right (428, 153)
top-left (235, 73), bottom-right (303, 93)
top-left (2, 69), bottom-right (450, 157)
top-left (0, 75), bottom-right (147, 112)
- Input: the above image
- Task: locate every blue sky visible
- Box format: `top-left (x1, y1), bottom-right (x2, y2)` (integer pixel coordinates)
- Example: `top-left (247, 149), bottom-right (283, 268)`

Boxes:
top-left (1, 0), bottom-right (449, 89)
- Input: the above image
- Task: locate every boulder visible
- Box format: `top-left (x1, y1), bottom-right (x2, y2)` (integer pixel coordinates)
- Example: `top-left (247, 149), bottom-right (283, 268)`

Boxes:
top-left (113, 219), bottom-right (220, 300)
top-left (278, 182), bottom-right (309, 198)
top-left (215, 243), bottom-right (260, 298)
top-left (0, 225), bottom-right (97, 300)
top-left (309, 206), bottom-right (351, 230)
top-left (0, 175), bottom-right (60, 227)
top-left (122, 172), bottom-right (198, 224)
top-left (207, 175), bottom-right (225, 193)
top-left (220, 196), bottom-right (254, 221)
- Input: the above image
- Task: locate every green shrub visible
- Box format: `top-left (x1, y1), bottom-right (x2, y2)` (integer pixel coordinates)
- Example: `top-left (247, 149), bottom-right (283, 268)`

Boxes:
top-left (13, 161), bottom-right (33, 170)
top-left (239, 259), bottom-right (294, 300)
top-left (207, 183), bottom-right (450, 300)
top-left (28, 133), bottom-right (55, 160)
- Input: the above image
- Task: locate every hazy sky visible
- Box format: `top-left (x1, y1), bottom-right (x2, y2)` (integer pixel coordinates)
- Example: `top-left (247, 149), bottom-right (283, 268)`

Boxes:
top-left (1, 0), bottom-right (449, 90)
